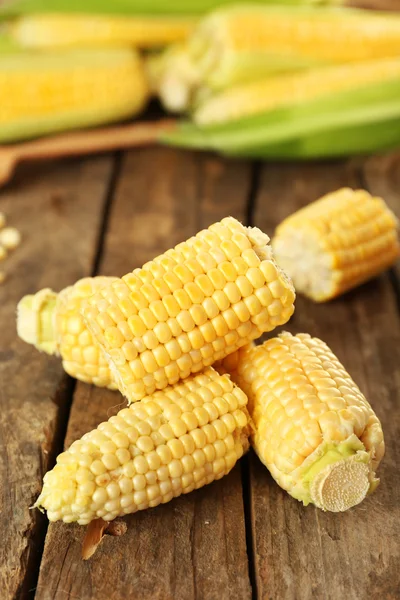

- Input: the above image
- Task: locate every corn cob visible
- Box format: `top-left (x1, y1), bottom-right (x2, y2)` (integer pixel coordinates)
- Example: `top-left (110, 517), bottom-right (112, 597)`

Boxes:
top-left (0, 48), bottom-right (149, 143)
top-left (149, 5), bottom-right (400, 109)
top-left (163, 59), bottom-right (400, 159)
top-left (9, 14), bottom-right (196, 49)
top-left (83, 217), bottom-right (295, 402)
top-left (17, 277), bottom-right (117, 388)
top-left (193, 58), bottom-right (400, 126)
top-left (34, 367), bottom-right (251, 524)
top-left (219, 333), bottom-right (384, 512)
top-left (272, 188), bottom-right (400, 302)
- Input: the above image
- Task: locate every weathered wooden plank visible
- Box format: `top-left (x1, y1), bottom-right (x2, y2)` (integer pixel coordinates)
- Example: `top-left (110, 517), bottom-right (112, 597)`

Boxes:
top-left (0, 157), bottom-right (115, 599)
top-left (36, 148), bottom-right (253, 600)
top-left (250, 159), bottom-right (400, 600)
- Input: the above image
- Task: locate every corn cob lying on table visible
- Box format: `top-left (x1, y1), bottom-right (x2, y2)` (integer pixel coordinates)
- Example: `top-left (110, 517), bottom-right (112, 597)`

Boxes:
top-left (272, 188), bottom-right (400, 302)
top-left (17, 277), bottom-right (117, 389)
top-left (83, 217), bottom-right (295, 402)
top-left (218, 334), bottom-right (384, 512)
top-left (35, 367), bottom-right (251, 525)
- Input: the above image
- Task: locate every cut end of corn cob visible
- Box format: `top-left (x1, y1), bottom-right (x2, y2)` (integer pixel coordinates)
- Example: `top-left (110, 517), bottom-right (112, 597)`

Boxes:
top-left (272, 188), bottom-right (400, 302)
top-left (83, 217), bottom-right (295, 402)
top-left (17, 288), bottom-right (58, 355)
top-left (34, 367), bottom-right (250, 524)
top-left (218, 333), bottom-right (384, 512)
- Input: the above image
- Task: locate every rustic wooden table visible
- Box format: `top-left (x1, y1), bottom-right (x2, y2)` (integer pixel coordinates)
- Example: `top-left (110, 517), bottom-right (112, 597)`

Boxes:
top-left (1, 145), bottom-right (399, 600)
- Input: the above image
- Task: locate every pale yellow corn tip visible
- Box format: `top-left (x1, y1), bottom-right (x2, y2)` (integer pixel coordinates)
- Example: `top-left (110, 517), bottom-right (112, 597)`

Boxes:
top-left (35, 368), bottom-right (250, 524)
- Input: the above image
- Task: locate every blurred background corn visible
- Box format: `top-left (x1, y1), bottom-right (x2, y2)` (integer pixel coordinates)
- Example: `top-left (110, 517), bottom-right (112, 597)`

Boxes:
top-left (83, 217), bottom-right (295, 402)
top-left (35, 368), bottom-right (251, 524)
top-left (218, 333), bottom-right (385, 512)
top-left (149, 5), bottom-right (400, 112)
top-left (272, 188), bottom-right (400, 301)
top-left (0, 48), bottom-right (149, 143)
top-left (8, 14), bottom-right (197, 49)
top-left (193, 58), bottom-right (400, 125)
top-left (17, 277), bottom-right (118, 388)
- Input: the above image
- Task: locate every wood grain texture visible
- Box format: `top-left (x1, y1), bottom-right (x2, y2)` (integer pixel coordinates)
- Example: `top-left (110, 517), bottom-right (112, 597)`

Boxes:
top-left (251, 159), bottom-right (400, 600)
top-left (36, 148), bottom-right (253, 600)
top-left (0, 157), bottom-right (115, 600)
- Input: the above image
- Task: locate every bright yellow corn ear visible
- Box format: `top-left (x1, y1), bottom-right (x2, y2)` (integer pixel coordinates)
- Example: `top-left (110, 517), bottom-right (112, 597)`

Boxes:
top-left (35, 367), bottom-right (251, 525)
top-left (0, 48), bottom-right (149, 143)
top-left (83, 217), bottom-right (295, 402)
top-left (218, 333), bottom-right (385, 512)
top-left (17, 277), bottom-right (118, 389)
top-left (9, 14), bottom-right (196, 49)
top-left (272, 188), bottom-right (400, 302)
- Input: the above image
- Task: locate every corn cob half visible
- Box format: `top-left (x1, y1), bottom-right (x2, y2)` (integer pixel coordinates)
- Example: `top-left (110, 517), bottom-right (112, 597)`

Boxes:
top-left (219, 333), bottom-right (384, 512)
top-left (0, 48), bottom-right (149, 143)
top-left (9, 14), bottom-right (196, 49)
top-left (34, 367), bottom-right (251, 524)
top-left (272, 188), bottom-right (400, 302)
top-left (17, 277), bottom-right (117, 388)
top-left (83, 217), bottom-right (295, 402)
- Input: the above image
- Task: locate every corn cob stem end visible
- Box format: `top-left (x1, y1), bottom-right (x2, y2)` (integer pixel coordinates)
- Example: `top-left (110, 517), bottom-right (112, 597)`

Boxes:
top-left (17, 289), bottom-right (58, 355)
top-left (300, 435), bottom-right (378, 512)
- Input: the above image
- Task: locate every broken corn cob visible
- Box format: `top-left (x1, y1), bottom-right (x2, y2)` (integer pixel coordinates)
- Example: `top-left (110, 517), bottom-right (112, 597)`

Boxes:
top-left (272, 188), bottom-right (400, 302)
top-left (0, 48), bottom-right (149, 143)
top-left (9, 14), bottom-right (196, 49)
top-left (219, 333), bottom-right (384, 512)
top-left (17, 277), bottom-right (117, 388)
top-left (35, 368), bottom-right (250, 524)
top-left (83, 218), bottom-right (295, 402)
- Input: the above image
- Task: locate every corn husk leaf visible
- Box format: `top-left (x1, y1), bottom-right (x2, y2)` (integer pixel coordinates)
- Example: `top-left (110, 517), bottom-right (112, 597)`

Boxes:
top-left (0, 0), bottom-right (340, 19)
top-left (161, 78), bottom-right (400, 159)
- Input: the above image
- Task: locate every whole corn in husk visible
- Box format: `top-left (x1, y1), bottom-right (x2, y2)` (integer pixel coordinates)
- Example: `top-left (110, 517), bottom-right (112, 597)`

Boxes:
top-left (34, 367), bottom-right (251, 524)
top-left (149, 5), bottom-right (400, 112)
top-left (83, 217), bottom-right (295, 402)
top-left (218, 333), bottom-right (385, 512)
top-left (17, 277), bottom-right (117, 388)
top-left (163, 59), bottom-right (400, 159)
top-left (272, 188), bottom-right (400, 302)
top-left (8, 14), bottom-right (196, 49)
top-left (0, 48), bottom-right (149, 143)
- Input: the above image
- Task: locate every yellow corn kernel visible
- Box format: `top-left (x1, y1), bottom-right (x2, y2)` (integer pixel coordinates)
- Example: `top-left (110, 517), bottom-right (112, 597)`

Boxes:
top-left (0, 48), bottom-right (149, 143)
top-left (35, 368), bottom-right (250, 524)
top-left (218, 333), bottom-right (384, 512)
top-left (17, 277), bottom-right (117, 388)
top-left (272, 188), bottom-right (400, 302)
top-left (84, 217), bottom-right (295, 402)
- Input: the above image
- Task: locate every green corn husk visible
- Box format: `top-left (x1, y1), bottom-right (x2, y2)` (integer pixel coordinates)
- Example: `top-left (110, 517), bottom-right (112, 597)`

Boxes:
top-left (161, 77), bottom-right (400, 159)
top-left (0, 0), bottom-right (339, 19)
